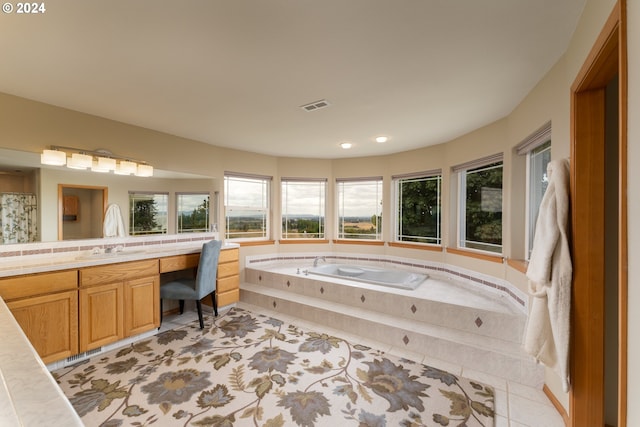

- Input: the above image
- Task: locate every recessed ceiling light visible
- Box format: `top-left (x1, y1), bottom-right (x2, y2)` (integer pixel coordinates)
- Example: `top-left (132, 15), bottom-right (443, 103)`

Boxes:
top-left (340, 142), bottom-right (352, 149)
top-left (375, 136), bottom-right (388, 143)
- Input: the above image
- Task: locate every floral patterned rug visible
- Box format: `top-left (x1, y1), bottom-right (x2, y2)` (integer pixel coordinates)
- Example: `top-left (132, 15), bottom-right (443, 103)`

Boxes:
top-left (53, 307), bottom-right (495, 426)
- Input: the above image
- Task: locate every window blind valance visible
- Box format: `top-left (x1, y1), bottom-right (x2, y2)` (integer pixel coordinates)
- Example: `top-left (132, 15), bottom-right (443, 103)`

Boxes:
top-left (391, 169), bottom-right (442, 180)
top-left (280, 177), bottom-right (328, 182)
top-left (515, 121), bottom-right (552, 155)
top-left (335, 176), bottom-right (383, 182)
top-left (451, 153), bottom-right (503, 173)
top-left (224, 171), bottom-right (273, 181)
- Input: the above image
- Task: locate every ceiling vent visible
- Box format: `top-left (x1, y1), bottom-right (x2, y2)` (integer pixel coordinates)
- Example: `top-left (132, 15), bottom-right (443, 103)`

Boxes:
top-left (300, 99), bottom-right (330, 112)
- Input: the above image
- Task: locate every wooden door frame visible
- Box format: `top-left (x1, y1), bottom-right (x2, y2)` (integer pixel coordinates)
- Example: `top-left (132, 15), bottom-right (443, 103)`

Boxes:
top-left (570, 1), bottom-right (627, 426)
top-left (57, 184), bottom-right (109, 240)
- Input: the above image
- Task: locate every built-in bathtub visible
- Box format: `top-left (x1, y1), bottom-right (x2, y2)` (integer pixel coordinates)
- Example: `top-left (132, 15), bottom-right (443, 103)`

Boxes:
top-left (308, 263), bottom-right (427, 290)
top-left (242, 253), bottom-right (542, 385)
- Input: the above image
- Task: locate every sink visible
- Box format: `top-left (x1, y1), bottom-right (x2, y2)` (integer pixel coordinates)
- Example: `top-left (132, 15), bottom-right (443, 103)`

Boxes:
top-left (75, 249), bottom-right (147, 260)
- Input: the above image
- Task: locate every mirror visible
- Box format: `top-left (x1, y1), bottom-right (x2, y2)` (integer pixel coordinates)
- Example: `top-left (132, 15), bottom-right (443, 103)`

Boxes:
top-left (59, 185), bottom-right (108, 241)
top-left (0, 147), bottom-right (217, 244)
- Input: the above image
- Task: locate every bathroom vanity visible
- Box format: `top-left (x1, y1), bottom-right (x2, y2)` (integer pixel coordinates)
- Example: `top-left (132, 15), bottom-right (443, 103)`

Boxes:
top-left (0, 242), bottom-right (240, 364)
top-left (0, 235), bottom-right (239, 426)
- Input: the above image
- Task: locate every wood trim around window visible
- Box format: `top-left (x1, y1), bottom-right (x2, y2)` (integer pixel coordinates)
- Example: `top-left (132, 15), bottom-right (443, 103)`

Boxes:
top-left (388, 242), bottom-right (444, 252)
top-left (278, 239), bottom-right (330, 245)
top-left (445, 247), bottom-right (504, 264)
top-left (235, 240), bottom-right (276, 247)
top-left (506, 258), bottom-right (528, 274)
top-left (333, 240), bottom-right (385, 246)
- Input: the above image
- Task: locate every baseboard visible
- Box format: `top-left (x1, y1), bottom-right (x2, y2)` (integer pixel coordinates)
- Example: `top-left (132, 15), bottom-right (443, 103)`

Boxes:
top-left (543, 384), bottom-right (570, 426)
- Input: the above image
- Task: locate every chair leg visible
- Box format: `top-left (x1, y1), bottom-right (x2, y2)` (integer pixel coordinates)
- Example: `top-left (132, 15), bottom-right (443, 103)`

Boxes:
top-left (159, 299), bottom-right (163, 328)
top-left (179, 300), bottom-right (184, 315)
top-left (211, 292), bottom-right (218, 317)
top-left (196, 300), bottom-right (204, 329)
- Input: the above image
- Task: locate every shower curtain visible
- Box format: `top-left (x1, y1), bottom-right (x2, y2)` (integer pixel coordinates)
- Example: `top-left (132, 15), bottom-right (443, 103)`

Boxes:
top-left (0, 192), bottom-right (38, 244)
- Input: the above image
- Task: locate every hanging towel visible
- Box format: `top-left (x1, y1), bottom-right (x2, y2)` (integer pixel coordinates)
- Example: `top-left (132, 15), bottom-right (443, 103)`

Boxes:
top-left (103, 203), bottom-right (126, 238)
top-left (524, 158), bottom-right (572, 392)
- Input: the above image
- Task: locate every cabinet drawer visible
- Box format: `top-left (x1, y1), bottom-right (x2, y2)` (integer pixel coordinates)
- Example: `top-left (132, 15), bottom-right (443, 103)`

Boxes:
top-left (80, 260), bottom-right (159, 287)
top-left (217, 261), bottom-right (239, 279)
top-left (217, 289), bottom-right (239, 307)
top-left (159, 254), bottom-right (199, 273)
top-left (217, 275), bottom-right (239, 293)
top-left (219, 248), bottom-right (239, 263)
top-left (0, 270), bottom-right (78, 301)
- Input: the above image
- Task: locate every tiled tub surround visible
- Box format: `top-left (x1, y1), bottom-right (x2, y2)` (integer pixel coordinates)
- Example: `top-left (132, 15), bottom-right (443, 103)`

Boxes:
top-left (242, 252), bottom-right (542, 387)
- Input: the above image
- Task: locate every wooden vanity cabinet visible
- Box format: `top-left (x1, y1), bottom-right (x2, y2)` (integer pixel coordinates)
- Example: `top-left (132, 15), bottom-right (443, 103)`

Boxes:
top-left (79, 260), bottom-right (159, 352)
top-left (0, 270), bottom-right (79, 364)
top-left (159, 247), bottom-right (240, 308)
top-left (216, 248), bottom-right (240, 306)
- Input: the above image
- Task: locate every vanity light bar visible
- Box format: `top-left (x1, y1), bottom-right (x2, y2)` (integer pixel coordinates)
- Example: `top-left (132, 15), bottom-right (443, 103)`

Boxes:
top-left (40, 146), bottom-right (153, 177)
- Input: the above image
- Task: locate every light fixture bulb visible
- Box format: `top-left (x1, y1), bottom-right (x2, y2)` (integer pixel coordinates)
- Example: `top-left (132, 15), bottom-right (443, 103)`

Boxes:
top-left (340, 142), bottom-right (352, 149)
top-left (375, 136), bottom-right (388, 143)
top-left (67, 153), bottom-right (92, 169)
top-left (97, 156), bottom-right (117, 171)
top-left (136, 164), bottom-right (154, 177)
top-left (115, 160), bottom-right (138, 175)
top-left (40, 149), bottom-right (67, 166)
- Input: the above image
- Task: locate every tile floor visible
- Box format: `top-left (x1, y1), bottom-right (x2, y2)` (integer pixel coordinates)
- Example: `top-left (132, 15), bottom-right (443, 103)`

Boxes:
top-left (160, 302), bottom-right (565, 427)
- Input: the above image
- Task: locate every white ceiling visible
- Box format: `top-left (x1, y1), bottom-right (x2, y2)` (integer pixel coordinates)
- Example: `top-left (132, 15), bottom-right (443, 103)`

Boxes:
top-left (0, 0), bottom-right (586, 159)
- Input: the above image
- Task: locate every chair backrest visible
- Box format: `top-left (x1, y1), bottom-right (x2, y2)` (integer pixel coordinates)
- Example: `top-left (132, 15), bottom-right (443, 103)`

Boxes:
top-left (194, 240), bottom-right (222, 298)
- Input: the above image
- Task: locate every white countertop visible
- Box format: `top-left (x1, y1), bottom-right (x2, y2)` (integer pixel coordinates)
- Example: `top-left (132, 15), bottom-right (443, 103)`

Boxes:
top-left (0, 241), bottom-right (239, 278)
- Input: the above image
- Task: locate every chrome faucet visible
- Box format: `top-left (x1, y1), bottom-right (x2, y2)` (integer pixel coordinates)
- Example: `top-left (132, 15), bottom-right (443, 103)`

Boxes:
top-left (313, 256), bottom-right (326, 267)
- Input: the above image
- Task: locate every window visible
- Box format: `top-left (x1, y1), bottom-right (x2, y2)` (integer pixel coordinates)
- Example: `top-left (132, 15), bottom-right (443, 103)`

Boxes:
top-left (129, 192), bottom-right (168, 235)
top-left (455, 155), bottom-right (503, 253)
top-left (337, 177), bottom-right (383, 240)
top-left (516, 122), bottom-right (552, 259)
top-left (224, 173), bottom-right (271, 241)
top-left (281, 178), bottom-right (326, 239)
top-left (393, 171), bottom-right (442, 245)
top-left (177, 193), bottom-right (210, 233)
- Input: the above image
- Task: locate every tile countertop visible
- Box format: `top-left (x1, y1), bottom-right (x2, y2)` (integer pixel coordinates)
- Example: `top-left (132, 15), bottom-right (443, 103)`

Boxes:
top-left (0, 297), bottom-right (84, 426)
top-left (0, 241), bottom-right (240, 278)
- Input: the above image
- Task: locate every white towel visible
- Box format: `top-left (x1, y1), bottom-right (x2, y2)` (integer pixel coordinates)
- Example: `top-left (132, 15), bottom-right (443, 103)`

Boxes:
top-left (524, 158), bottom-right (572, 392)
top-left (103, 203), bottom-right (126, 238)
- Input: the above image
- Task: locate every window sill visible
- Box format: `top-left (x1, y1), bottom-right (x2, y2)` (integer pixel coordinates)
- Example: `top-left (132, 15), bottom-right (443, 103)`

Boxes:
top-left (446, 247), bottom-right (504, 263)
top-left (388, 242), bottom-right (444, 252)
top-left (334, 240), bottom-right (385, 246)
top-left (278, 239), bottom-right (330, 245)
top-left (506, 258), bottom-right (528, 274)
top-left (236, 240), bottom-right (276, 247)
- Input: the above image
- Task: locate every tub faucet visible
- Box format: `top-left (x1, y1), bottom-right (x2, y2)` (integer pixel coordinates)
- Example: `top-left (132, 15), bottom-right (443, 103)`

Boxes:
top-left (313, 256), bottom-right (326, 267)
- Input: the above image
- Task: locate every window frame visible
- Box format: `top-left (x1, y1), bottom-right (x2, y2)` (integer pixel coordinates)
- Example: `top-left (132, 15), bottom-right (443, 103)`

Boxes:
top-left (516, 122), bottom-right (552, 260)
top-left (336, 177), bottom-right (383, 241)
top-left (453, 154), bottom-right (504, 254)
top-left (280, 178), bottom-right (327, 240)
top-left (128, 191), bottom-right (169, 236)
top-left (176, 192), bottom-right (210, 234)
top-left (392, 170), bottom-right (442, 246)
top-left (223, 172), bottom-right (271, 242)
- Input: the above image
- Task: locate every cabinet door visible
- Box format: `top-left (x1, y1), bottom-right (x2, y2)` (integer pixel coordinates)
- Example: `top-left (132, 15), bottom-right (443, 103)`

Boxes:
top-left (79, 283), bottom-right (124, 352)
top-left (124, 276), bottom-right (160, 337)
top-left (8, 290), bottom-right (79, 364)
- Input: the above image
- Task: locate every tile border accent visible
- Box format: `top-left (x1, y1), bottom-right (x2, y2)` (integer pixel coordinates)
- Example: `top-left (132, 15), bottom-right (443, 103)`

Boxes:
top-left (246, 252), bottom-right (528, 313)
top-left (0, 233), bottom-right (218, 260)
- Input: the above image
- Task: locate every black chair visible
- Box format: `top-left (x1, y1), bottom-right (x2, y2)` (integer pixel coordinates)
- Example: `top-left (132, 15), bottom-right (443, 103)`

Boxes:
top-left (160, 240), bottom-right (221, 328)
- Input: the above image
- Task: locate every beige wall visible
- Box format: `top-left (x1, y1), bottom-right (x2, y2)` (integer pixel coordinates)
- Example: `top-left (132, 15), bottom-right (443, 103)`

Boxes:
top-left (1, 0), bottom-right (636, 418)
